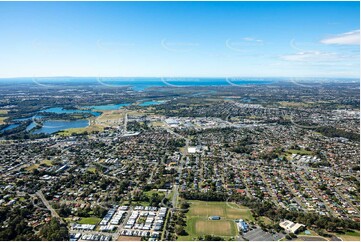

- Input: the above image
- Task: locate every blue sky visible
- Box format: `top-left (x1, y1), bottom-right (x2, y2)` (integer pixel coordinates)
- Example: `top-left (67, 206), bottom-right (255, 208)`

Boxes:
top-left (0, 1), bottom-right (359, 78)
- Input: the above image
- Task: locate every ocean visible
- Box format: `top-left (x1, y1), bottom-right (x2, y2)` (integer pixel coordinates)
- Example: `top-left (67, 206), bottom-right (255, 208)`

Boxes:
top-left (0, 77), bottom-right (277, 91)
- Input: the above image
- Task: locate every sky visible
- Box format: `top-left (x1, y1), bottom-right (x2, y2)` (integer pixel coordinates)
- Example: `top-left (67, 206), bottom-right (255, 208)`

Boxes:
top-left (0, 1), bottom-right (359, 78)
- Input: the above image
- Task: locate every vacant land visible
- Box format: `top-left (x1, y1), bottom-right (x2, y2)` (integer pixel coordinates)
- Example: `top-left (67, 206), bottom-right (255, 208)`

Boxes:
top-left (96, 110), bottom-right (145, 127)
top-left (78, 217), bottom-right (101, 225)
top-left (57, 124), bottom-right (104, 136)
top-left (178, 200), bottom-right (254, 240)
top-left (117, 236), bottom-right (141, 241)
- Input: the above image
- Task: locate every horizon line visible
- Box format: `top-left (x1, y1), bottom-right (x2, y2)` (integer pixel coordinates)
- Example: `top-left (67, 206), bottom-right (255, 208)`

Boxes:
top-left (0, 76), bottom-right (359, 80)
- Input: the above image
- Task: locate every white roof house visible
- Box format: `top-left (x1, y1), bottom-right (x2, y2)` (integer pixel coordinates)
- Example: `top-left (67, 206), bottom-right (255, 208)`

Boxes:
top-left (279, 220), bottom-right (305, 234)
top-left (188, 147), bottom-right (197, 153)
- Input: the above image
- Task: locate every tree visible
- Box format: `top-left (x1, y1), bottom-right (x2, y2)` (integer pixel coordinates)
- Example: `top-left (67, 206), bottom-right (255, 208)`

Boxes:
top-left (180, 201), bottom-right (190, 210)
top-left (59, 205), bottom-right (72, 217)
top-left (39, 218), bottom-right (69, 241)
top-left (175, 225), bottom-right (187, 235)
top-left (204, 235), bottom-right (225, 241)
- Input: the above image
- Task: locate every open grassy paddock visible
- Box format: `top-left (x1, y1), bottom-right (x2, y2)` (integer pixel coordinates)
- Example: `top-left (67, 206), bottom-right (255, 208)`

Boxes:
top-left (178, 200), bottom-right (254, 240)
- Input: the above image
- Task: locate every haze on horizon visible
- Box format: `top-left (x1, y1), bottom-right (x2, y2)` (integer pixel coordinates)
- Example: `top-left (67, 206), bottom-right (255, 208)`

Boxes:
top-left (0, 1), bottom-right (359, 78)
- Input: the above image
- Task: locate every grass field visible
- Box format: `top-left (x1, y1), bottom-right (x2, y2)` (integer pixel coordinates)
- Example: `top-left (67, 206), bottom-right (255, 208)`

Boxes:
top-left (178, 200), bottom-right (254, 240)
top-left (58, 109), bottom-right (146, 136)
top-left (78, 217), bottom-right (102, 225)
top-left (195, 220), bottom-right (234, 236)
top-left (299, 229), bottom-right (318, 236)
top-left (0, 117), bottom-right (6, 125)
top-left (87, 167), bottom-right (97, 173)
top-left (42, 159), bottom-right (52, 166)
top-left (188, 200), bottom-right (254, 221)
top-left (259, 216), bottom-right (273, 225)
top-left (57, 124), bottom-right (104, 136)
top-left (286, 149), bottom-right (313, 156)
top-left (151, 121), bottom-right (164, 127)
top-left (96, 110), bottom-right (145, 127)
top-left (295, 236), bottom-right (327, 241)
top-left (26, 159), bottom-right (53, 171)
top-left (336, 230), bottom-right (360, 241)
top-left (144, 190), bottom-right (166, 198)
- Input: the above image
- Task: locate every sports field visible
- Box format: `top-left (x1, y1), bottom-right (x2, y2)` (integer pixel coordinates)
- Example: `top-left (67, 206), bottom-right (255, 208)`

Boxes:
top-left (195, 220), bottom-right (233, 236)
top-left (177, 200), bottom-right (254, 240)
top-left (188, 200), bottom-right (255, 221)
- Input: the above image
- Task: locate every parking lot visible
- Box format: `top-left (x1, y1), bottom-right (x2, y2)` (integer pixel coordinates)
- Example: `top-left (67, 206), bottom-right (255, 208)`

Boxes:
top-left (243, 226), bottom-right (284, 241)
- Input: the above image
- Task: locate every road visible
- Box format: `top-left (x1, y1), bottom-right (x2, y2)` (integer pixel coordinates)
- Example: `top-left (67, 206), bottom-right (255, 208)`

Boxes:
top-left (298, 172), bottom-right (337, 217)
top-left (36, 190), bottom-right (65, 224)
top-left (147, 165), bottom-right (158, 185)
top-left (279, 170), bottom-right (307, 211)
top-left (227, 163), bottom-right (252, 198)
top-left (161, 124), bottom-right (189, 209)
top-left (171, 150), bottom-right (187, 209)
top-left (257, 168), bottom-right (280, 205)
top-left (334, 186), bottom-right (359, 214)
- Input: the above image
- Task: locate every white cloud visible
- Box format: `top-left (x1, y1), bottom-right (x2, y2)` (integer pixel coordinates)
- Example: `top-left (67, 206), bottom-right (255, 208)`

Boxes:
top-left (321, 30), bottom-right (360, 45)
top-left (280, 51), bottom-right (339, 62)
